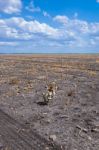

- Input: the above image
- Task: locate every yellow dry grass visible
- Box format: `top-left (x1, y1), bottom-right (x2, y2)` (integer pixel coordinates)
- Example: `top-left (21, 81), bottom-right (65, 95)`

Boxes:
top-left (96, 59), bottom-right (99, 63)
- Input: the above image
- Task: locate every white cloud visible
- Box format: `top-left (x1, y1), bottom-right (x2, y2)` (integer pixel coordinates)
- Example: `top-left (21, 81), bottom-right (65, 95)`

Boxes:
top-left (43, 11), bottom-right (51, 18)
top-left (26, 0), bottom-right (41, 12)
top-left (0, 0), bottom-right (22, 14)
top-left (54, 15), bottom-right (89, 34)
top-left (96, 0), bottom-right (99, 3)
top-left (53, 15), bottom-right (99, 49)
top-left (0, 26), bottom-right (17, 38)
top-left (90, 23), bottom-right (99, 33)
top-left (0, 42), bottom-right (18, 46)
top-left (53, 15), bottom-right (69, 25)
top-left (0, 17), bottom-right (59, 40)
top-left (72, 19), bottom-right (89, 33)
top-left (0, 18), bottom-right (33, 40)
top-left (0, 15), bottom-right (99, 51)
top-left (11, 17), bottom-right (58, 37)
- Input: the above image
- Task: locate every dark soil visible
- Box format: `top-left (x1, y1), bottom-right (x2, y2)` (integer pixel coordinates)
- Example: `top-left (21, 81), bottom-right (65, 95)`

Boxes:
top-left (0, 54), bottom-right (99, 150)
top-left (0, 109), bottom-right (63, 150)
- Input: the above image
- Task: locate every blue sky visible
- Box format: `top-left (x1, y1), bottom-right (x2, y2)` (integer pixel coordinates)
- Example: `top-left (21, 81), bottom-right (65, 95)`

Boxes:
top-left (0, 0), bottom-right (99, 53)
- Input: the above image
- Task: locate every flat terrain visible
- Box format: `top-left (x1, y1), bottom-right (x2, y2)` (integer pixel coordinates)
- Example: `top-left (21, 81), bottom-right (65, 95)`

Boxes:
top-left (0, 54), bottom-right (99, 150)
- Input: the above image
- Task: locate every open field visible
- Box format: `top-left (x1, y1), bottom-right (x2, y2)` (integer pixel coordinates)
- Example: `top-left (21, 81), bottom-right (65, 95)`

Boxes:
top-left (0, 54), bottom-right (99, 150)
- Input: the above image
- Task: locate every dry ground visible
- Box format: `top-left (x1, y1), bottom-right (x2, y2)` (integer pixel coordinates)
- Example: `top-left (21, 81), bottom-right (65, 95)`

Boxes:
top-left (0, 54), bottom-right (99, 150)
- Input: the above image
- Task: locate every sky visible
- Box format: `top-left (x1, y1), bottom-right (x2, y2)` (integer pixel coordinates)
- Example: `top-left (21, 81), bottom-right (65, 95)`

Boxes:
top-left (0, 0), bottom-right (99, 53)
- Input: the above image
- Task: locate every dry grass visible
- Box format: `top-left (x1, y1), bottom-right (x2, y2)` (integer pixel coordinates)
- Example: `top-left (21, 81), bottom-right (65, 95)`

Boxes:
top-left (9, 78), bottom-right (19, 85)
top-left (96, 59), bottom-right (99, 63)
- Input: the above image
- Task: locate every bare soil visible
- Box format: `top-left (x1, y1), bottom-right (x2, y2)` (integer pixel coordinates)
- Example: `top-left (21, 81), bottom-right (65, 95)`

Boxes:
top-left (0, 54), bottom-right (99, 150)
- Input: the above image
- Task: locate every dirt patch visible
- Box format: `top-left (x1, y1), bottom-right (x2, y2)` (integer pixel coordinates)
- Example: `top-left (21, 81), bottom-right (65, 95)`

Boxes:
top-left (0, 54), bottom-right (99, 150)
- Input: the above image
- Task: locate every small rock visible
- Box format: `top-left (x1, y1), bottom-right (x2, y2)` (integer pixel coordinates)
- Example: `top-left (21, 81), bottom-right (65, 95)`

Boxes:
top-left (87, 136), bottom-right (92, 140)
top-left (91, 128), bottom-right (99, 132)
top-left (45, 147), bottom-right (49, 150)
top-left (60, 115), bottom-right (68, 119)
top-left (49, 135), bottom-right (57, 141)
top-left (43, 113), bottom-right (47, 115)
top-left (46, 119), bottom-right (51, 123)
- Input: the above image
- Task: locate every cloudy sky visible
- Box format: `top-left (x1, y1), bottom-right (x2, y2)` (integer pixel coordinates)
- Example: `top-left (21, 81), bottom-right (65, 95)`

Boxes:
top-left (0, 0), bottom-right (99, 53)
